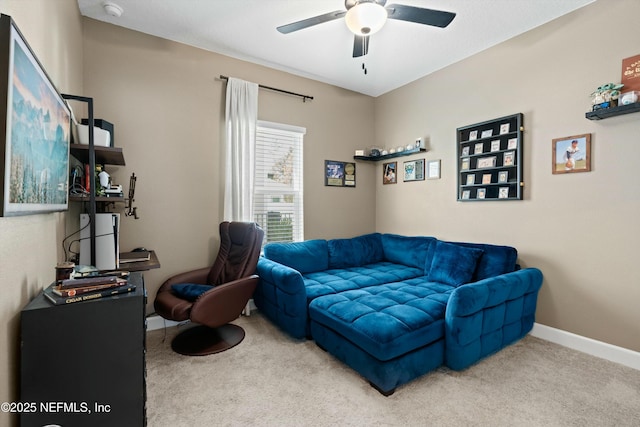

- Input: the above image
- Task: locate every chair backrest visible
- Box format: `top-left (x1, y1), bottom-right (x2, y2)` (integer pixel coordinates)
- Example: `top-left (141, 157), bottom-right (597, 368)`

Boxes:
top-left (207, 222), bottom-right (264, 286)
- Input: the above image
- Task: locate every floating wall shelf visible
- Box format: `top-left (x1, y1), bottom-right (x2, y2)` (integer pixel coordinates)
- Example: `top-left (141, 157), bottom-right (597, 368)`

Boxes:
top-left (585, 102), bottom-right (640, 120)
top-left (354, 147), bottom-right (427, 162)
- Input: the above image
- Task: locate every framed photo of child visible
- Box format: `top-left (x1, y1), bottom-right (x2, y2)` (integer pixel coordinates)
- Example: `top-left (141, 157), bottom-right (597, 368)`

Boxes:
top-left (552, 134), bottom-right (591, 174)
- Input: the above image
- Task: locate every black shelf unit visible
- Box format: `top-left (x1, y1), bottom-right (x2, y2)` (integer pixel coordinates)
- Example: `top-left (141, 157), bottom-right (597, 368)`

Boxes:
top-left (64, 95), bottom-right (126, 264)
top-left (63, 95), bottom-right (98, 265)
top-left (457, 113), bottom-right (524, 201)
top-left (20, 272), bottom-right (147, 427)
top-left (585, 102), bottom-right (640, 120)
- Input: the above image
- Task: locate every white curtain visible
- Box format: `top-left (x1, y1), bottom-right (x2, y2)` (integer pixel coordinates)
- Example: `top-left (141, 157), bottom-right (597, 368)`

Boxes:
top-left (223, 77), bottom-right (259, 222)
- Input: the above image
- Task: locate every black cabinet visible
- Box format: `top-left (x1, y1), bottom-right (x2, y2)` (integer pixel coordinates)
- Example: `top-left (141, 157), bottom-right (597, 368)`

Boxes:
top-left (20, 273), bottom-right (146, 427)
top-left (457, 113), bottom-right (524, 201)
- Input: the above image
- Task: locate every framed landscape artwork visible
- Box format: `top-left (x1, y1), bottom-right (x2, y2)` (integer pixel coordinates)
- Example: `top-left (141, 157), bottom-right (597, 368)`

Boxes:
top-left (0, 14), bottom-right (71, 216)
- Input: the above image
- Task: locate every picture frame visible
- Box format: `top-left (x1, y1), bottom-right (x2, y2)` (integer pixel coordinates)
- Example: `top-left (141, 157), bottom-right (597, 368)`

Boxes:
top-left (461, 146), bottom-right (470, 157)
top-left (477, 188), bottom-right (486, 199)
top-left (498, 171), bottom-right (509, 183)
top-left (0, 14), bottom-right (71, 216)
top-left (490, 140), bottom-right (500, 152)
top-left (499, 123), bottom-right (510, 135)
top-left (498, 187), bottom-right (510, 199)
top-left (552, 134), bottom-right (591, 174)
top-left (468, 130), bottom-right (478, 141)
top-left (474, 142), bottom-right (484, 155)
top-left (382, 161), bottom-right (397, 185)
top-left (503, 151), bottom-right (515, 166)
top-left (507, 137), bottom-right (518, 150)
top-left (481, 129), bottom-right (493, 138)
top-left (427, 159), bottom-right (441, 180)
top-left (461, 158), bottom-right (470, 171)
top-left (325, 160), bottom-right (356, 187)
top-left (461, 190), bottom-right (470, 200)
top-left (477, 156), bottom-right (497, 169)
top-left (403, 159), bottom-right (425, 182)
top-left (482, 173), bottom-right (492, 184)
top-left (466, 174), bottom-right (475, 185)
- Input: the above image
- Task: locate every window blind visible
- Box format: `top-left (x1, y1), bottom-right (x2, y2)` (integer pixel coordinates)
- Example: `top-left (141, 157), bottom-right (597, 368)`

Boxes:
top-left (254, 120), bottom-right (305, 245)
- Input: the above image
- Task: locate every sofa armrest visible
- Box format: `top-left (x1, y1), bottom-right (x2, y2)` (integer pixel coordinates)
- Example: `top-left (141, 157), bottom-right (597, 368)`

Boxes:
top-left (254, 257), bottom-right (309, 339)
top-left (445, 267), bottom-right (543, 370)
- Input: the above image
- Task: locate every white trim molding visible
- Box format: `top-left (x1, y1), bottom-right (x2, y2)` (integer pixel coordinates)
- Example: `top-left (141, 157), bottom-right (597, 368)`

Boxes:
top-left (146, 315), bottom-right (180, 331)
top-left (531, 323), bottom-right (640, 371)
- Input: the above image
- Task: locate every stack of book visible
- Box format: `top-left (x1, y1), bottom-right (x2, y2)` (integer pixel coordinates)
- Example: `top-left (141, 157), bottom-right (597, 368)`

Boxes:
top-left (43, 275), bottom-right (136, 305)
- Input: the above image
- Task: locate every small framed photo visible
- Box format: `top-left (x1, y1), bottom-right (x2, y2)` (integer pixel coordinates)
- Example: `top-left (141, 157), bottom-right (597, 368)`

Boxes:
top-left (403, 159), bottom-right (425, 182)
top-left (481, 129), bottom-right (493, 138)
top-left (482, 173), bottom-right (492, 184)
top-left (461, 190), bottom-right (470, 199)
top-left (466, 174), bottom-right (475, 185)
top-left (461, 158), bottom-right (470, 171)
top-left (474, 142), bottom-right (484, 155)
top-left (499, 123), bottom-right (510, 135)
top-left (477, 156), bottom-right (497, 169)
top-left (325, 160), bottom-right (356, 187)
top-left (383, 161), bottom-right (397, 185)
top-left (469, 130), bottom-right (478, 141)
top-left (507, 138), bottom-right (517, 150)
top-left (427, 159), bottom-right (441, 180)
top-left (498, 187), bottom-right (510, 199)
top-left (477, 188), bottom-right (486, 199)
top-left (490, 140), bottom-right (501, 152)
top-left (503, 151), bottom-right (515, 166)
top-left (461, 146), bottom-right (470, 156)
top-left (498, 171), bottom-right (509, 183)
top-left (552, 134), bottom-right (591, 174)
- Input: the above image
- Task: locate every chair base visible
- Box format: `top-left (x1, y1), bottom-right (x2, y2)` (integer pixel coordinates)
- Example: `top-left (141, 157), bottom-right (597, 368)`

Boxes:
top-left (171, 324), bottom-right (246, 356)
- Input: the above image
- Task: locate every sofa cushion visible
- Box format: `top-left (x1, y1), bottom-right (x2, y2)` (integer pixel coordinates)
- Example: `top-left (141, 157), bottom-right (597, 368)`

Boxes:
top-left (427, 241), bottom-right (484, 286)
top-left (303, 262), bottom-right (424, 301)
top-left (446, 241), bottom-right (518, 281)
top-left (328, 233), bottom-right (384, 269)
top-left (263, 239), bottom-right (328, 274)
top-left (309, 278), bottom-right (455, 361)
top-left (171, 283), bottom-right (213, 301)
top-left (381, 234), bottom-right (437, 272)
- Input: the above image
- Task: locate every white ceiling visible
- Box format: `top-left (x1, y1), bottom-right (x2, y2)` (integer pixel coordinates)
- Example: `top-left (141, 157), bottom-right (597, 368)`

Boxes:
top-left (77, 0), bottom-right (595, 97)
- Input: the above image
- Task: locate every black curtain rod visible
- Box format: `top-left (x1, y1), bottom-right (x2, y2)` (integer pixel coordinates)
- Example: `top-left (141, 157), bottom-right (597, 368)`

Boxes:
top-left (219, 75), bottom-right (313, 102)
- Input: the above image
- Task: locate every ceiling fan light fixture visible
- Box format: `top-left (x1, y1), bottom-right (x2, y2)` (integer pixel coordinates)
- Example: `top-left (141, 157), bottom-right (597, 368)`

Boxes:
top-left (345, 2), bottom-right (387, 36)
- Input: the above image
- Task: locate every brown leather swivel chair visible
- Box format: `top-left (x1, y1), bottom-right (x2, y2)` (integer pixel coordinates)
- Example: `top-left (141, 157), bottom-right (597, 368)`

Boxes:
top-left (154, 221), bottom-right (264, 355)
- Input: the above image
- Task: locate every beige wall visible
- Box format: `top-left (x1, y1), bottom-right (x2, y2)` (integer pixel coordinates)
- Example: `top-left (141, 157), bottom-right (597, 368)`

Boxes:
top-left (81, 19), bottom-right (377, 313)
top-left (0, 0), bottom-right (83, 424)
top-left (374, 0), bottom-right (640, 352)
top-left (1, 4), bottom-right (638, 418)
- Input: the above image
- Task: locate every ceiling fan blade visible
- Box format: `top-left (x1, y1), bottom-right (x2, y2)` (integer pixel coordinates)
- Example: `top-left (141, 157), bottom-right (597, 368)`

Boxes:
top-left (277, 10), bottom-right (347, 34)
top-left (353, 35), bottom-right (370, 58)
top-left (386, 4), bottom-right (455, 28)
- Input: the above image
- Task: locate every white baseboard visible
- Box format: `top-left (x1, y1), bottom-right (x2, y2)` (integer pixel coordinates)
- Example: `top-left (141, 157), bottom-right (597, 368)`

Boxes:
top-left (531, 323), bottom-right (640, 371)
top-left (146, 315), bottom-right (180, 331)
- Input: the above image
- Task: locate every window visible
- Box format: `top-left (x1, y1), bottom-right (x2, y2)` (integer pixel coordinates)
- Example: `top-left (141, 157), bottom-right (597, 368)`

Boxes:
top-left (254, 120), bottom-right (305, 244)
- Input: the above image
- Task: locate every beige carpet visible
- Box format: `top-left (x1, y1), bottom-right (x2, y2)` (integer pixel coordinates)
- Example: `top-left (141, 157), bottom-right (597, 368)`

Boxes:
top-left (146, 313), bottom-right (640, 427)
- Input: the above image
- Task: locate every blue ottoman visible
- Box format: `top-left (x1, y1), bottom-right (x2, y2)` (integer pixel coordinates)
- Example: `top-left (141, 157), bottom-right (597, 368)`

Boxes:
top-left (308, 278), bottom-right (455, 395)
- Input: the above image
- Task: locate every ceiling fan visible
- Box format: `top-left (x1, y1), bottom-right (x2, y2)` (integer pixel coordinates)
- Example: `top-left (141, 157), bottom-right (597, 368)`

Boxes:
top-left (277, 0), bottom-right (456, 58)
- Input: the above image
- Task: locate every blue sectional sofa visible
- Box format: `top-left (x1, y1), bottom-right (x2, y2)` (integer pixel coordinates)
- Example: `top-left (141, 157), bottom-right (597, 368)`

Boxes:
top-left (254, 233), bottom-right (543, 395)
